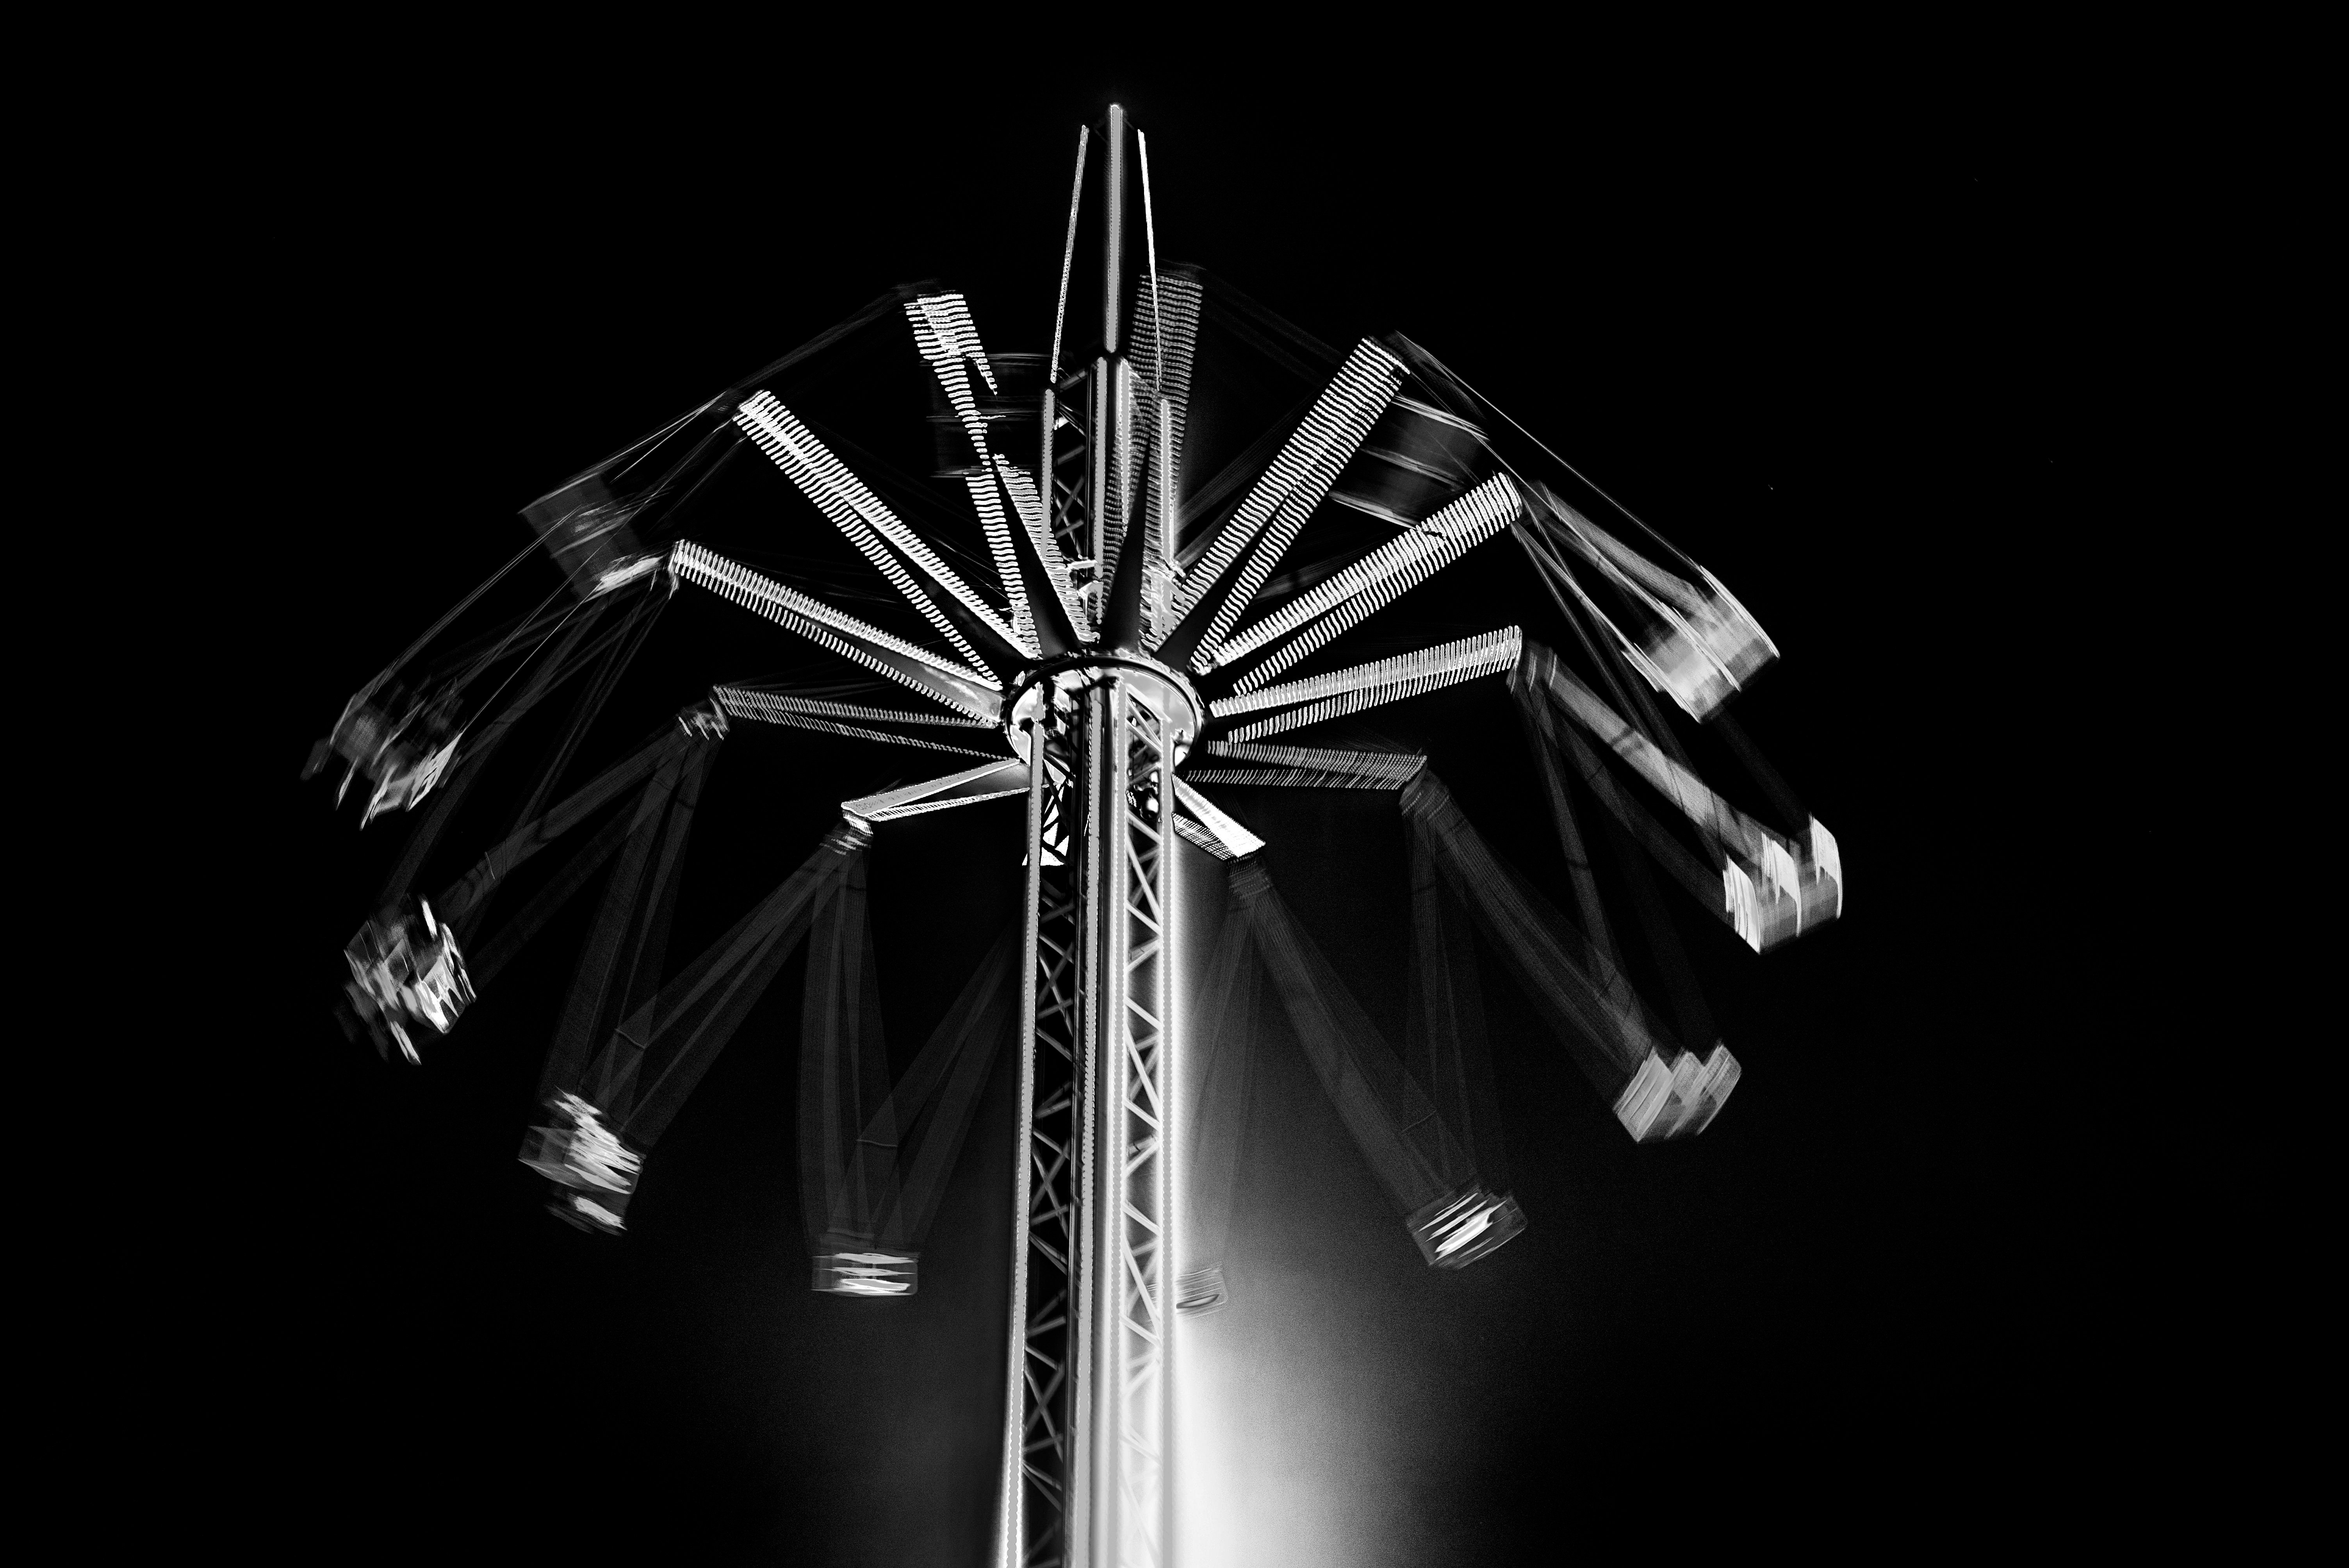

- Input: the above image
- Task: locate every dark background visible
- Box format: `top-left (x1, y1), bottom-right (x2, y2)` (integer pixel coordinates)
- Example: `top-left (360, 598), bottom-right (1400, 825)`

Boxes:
top-left (243, 54), bottom-right (2113, 1564)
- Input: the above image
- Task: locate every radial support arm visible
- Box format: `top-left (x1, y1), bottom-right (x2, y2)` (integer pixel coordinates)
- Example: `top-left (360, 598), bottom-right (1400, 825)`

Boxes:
top-left (1209, 627), bottom-right (1521, 742)
top-left (1170, 779), bottom-right (1264, 861)
top-left (714, 685), bottom-right (1009, 759)
top-left (672, 542), bottom-right (1000, 721)
top-left (1161, 339), bottom-right (1409, 668)
top-left (841, 758), bottom-right (1030, 824)
top-left (1185, 742), bottom-right (1426, 790)
top-left (1214, 474), bottom-right (1522, 688)
top-left (734, 392), bottom-right (1026, 675)
top-left (906, 291), bottom-right (1048, 658)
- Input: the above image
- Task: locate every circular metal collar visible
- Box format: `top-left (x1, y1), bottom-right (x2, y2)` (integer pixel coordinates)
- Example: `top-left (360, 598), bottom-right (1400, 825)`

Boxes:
top-left (1001, 649), bottom-right (1206, 754)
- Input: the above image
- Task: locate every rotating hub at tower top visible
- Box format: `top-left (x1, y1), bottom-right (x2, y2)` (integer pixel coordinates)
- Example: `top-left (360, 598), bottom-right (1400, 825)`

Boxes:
top-left (1003, 651), bottom-right (1204, 762)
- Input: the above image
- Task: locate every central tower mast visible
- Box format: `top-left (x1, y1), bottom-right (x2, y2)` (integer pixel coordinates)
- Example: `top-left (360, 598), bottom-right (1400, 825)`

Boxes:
top-left (997, 103), bottom-right (1189, 1568)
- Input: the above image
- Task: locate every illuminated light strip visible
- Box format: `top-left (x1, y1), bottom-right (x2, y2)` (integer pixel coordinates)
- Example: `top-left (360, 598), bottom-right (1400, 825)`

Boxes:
top-left (734, 393), bottom-right (1011, 674)
top-left (841, 758), bottom-right (1028, 822)
top-left (907, 295), bottom-right (1036, 656)
top-left (1215, 628), bottom-right (1522, 742)
top-left (1223, 476), bottom-right (1522, 689)
top-left (1196, 741), bottom-right (1427, 781)
top-left (1184, 347), bottom-right (1410, 664)
top-left (1174, 340), bottom-right (1408, 636)
top-left (907, 293), bottom-right (998, 395)
top-left (1213, 627), bottom-right (1522, 718)
top-left (1173, 778), bottom-right (1264, 859)
top-left (1187, 767), bottom-right (1408, 790)
top-left (670, 542), bottom-right (998, 722)
top-left (715, 706), bottom-right (1007, 759)
top-left (850, 784), bottom-right (1026, 821)
top-left (709, 688), bottom-right (993, 728)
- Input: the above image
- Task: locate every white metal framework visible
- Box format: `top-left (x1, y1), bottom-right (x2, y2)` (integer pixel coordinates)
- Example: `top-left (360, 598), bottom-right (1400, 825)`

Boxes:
top-left (316, 98), bottom-right (1843, 1568)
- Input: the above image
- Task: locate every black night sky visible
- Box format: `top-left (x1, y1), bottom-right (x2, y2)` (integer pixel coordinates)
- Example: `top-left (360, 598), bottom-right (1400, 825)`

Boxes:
top-left (253, 54), bottom-right (2107, 1565)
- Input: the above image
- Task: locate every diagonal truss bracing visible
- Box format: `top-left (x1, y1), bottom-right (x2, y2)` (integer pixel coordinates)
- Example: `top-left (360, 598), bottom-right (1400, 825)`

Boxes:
top-left (999, 675), bottom-right (1184, 1568)
top-left (995, 454), bottom-right (1089, 644)
top-left (999, 728), bottom-right (1083, 1568)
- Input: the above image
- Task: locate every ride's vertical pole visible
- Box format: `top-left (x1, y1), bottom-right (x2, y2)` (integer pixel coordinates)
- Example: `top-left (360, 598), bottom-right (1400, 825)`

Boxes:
top-left (1043, 126), bottom-right (1088, 618)
top-left (1002, 702), bottom-right (1086, 1568)
top-left (1154, 700), bottom-right (1179, 1568)
top-left (1119, 688), bottom-right (1173, 1568)
top-left (1076, 674), bottom-right (1179, 1568)
top-left (1091, 105), bottom-right (1126, 584)
top-left (1087, 682), bottom-right (1131, 1568)
top-left (1005, 103), bottom-right (1184, 1568)
top-left (1102, 104), bottom-right (1126, 356)
top-left (995, 724), bottom-right (1047, 1568)
top-left (1088, 115), bottom-right (1130, 1565)
top-left (1071, 682), bottom-right (1110, 1565)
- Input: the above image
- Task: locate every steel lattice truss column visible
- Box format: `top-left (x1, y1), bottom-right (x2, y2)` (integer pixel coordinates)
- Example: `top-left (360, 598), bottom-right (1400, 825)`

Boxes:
top-left (1001, 720), bottom-right (1083, 1568)
top-left (1045, 367), bottom-right (1097, 622)
top-left (1092, 681), bottom-right (1173, 1568)
top-left (999, 671), bottom-right (1182, 1568)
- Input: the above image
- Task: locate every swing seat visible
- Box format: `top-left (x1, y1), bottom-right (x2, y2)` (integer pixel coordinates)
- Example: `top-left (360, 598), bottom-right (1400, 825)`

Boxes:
top-left (1175, 1266), bottom-right (1230, 1316)
top-left (547, 1186), bottom-right (630, 1235)
top-left (359, 736), bottom-right (459, 826)
top-left (1407, 1186), bottom-right (1526, 1270)
top-left (1724, 818), bottom-right (1843, 952)
top-left (1615, 1044), bottom-right (1740, 1141)
top-left (524, 475), bottom-right (642, 601)
top-left (1636, 593), bottom-right (1775, 722)
top-left (519, 1094), bottom-right (640, 1194)
top-left (813, 1249), bottom-right (919, 1297)
top-left (343, 901), bottom-right (474, 1056)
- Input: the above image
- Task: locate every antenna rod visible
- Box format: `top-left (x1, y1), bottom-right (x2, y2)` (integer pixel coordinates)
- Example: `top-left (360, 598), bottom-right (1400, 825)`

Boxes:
top-left (1138, 128), bottom-right (1166, 396)
top-left (1102, 104), bottom-right (1127, 355)
top-left (1050, 126), bottom-right (1089, 378)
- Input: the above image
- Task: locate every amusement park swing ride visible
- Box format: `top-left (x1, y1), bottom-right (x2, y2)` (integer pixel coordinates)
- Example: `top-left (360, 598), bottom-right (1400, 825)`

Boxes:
top-left (310, 105), bottom-right (1843, 1568)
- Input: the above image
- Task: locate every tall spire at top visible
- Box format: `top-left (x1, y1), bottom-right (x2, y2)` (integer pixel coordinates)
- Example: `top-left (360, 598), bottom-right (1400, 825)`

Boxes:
top-left (1102, 103), bottom-right (1128, 355)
